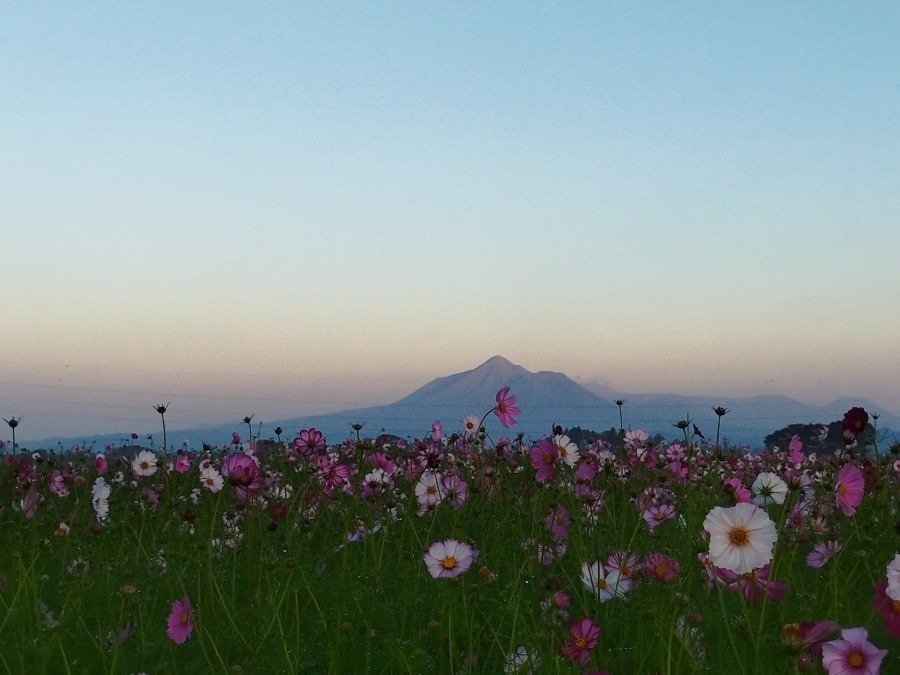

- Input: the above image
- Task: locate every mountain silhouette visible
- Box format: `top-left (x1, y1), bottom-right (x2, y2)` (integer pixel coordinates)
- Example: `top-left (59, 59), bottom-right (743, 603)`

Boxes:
top-left (21, 356), bottom-right (900, 452)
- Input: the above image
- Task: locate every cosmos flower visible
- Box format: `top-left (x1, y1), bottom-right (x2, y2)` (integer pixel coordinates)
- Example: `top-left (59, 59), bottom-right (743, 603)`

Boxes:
top-left (644, 553), bottom-right (679, 582)
top-left (840, 407), bottom-right (868, 442)
top-left (887, 553), bottom-right (900, 601)
top-left (806, 541), bottom-right (842, 569)
top-left (703, 502), bottom-right (777, 575)
top-left (132, 450), bottom-right (158, 478)
top-left (166, 596), bottom-right (193, 644)
top-left (493, 386), bottom-right (520, 428)
top-left (558, 616), bottom-right (601, 667)
top-left (821, 627), bottom-right (886, 675)
top-left (552, 434), bottom-right (580, 467)
top-left (530, 439), bottom-right (557, 482)
top-left (872, 580), bottom-right (900, 638)
top-left (92, 477), bottom-right (111, 520)
top-left (834, 464), bottom-right (864, 517)
top-left (581, 561), bottom-right (631, 602)
top-left (199, 466), bottom-right (224, 493)
top-left (423, 539), bottom-right (478, 579)
top-left (751, 472), bottom-right (788, 507)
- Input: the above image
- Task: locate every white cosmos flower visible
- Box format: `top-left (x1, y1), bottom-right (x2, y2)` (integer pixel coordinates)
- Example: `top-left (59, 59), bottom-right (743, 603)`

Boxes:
top-left (553, 434), bottom-right (580, 467)
top-left (132, 450), bottom-right (158, 478)
top-left (703, 502), bottom-right (777, 574)
top-left (199, 466), bottom-right (223, 493)
top-left (751, 472), bottom-right (788, 507)
top-left (92, 477), bottom-right (111, 520)
top-left (581, 560), bottom-right (631, 602)
top-left (886, 553), bottom-right (900, 601)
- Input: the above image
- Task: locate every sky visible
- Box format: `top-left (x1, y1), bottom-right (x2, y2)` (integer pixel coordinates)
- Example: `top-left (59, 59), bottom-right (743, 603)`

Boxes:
top-left (2, 2), bottom-right (899, 443)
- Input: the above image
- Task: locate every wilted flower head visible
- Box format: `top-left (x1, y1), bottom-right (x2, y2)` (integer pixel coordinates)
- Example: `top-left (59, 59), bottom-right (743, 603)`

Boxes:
top-left (841, 406), bottom-right (868, 442)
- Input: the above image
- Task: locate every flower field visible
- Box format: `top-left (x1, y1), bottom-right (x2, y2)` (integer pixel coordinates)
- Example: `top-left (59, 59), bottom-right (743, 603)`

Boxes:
top-left (1, 395), bottom-right (898, 674)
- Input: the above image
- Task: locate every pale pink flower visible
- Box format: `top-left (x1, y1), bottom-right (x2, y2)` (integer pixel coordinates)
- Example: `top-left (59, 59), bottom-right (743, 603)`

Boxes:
top-left (806, 541), bottom-right (841, 569)
top-left (821, 627), bottom-right (886, 675)
top-left (552, 434), bottom-right (579, 467)
top-left (423, 539), bottom-right (478, 579)
top-left (581, 561), bottom-right (631, 602)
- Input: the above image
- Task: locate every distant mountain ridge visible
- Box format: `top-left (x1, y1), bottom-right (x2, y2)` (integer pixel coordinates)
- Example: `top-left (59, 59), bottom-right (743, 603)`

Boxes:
top-left (22, 356), bottom-right (900, 452)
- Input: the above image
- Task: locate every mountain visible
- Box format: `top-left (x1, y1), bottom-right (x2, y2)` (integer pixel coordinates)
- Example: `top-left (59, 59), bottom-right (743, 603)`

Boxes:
top-left (20, 356), bottom-right (900, 452)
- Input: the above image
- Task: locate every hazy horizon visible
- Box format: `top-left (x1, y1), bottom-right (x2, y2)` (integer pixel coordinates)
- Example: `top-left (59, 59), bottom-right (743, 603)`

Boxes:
top-left (4, 354), bottom-right (900, 444)
top-left (3, 3), bottom-right (899, 442)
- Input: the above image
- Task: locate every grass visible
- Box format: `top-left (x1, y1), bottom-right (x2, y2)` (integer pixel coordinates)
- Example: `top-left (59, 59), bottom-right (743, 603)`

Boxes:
top-left (0, 414), bottom-right (897, 673)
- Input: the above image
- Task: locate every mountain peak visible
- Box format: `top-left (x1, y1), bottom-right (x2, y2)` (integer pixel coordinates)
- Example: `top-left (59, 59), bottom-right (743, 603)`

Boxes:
top-left (475, 355), bottom-right (523, 372)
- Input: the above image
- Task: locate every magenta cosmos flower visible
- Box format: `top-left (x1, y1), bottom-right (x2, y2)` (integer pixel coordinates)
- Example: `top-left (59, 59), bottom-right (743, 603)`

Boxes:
top-left (872, 580), bottom-right (900, 637)
top-left (493, 386), bottom-right (520, 428)
top-left (821, 627), bottom-right (886, 675)
top-left (166, 596), bottom-right (193, 644)
top-left (834, 464), bottom-right (864, 516)
top-left (423, 538), bottom-right (478, 579)
top-left (530, 439), bottom-right (557, 481)
top-left (558, 616), bottom-right (601, 667)
top-left (221, 453), bottom-right (261, 503)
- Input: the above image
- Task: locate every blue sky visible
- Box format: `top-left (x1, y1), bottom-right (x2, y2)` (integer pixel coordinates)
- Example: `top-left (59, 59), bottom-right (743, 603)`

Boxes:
top-left (2, 3), bottom-right (899, 442)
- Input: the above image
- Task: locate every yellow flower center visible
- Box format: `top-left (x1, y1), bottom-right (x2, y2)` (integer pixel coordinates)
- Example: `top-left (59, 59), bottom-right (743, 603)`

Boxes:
top-left (729, 526), bottom-right (749, 546)
top-left (837, 483), bottom-right (847, 496)
top-left (441, 556), bottom-right (457, 570)
top-left (180, 612), bottom-right (190, 625)
top-left (892, 599), bottom-right (900, 613)
top-left (140, 462), bottom-right (149, 470)
top-left (543, 453), bottom-right (554, 465)
top-left (574, 636), bottom-right (587, 650)
top-left (847, 651), bottom-right (864, 667)
top-left (596, 578), bottom-right (607, 590)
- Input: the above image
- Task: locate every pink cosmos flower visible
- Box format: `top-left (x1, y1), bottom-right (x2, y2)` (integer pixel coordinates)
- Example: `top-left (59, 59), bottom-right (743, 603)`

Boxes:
top-left (530, 439), bottom-right (557, 481)
top-left (643, 503), bottom-right (676, 531)
top-left (493, 386), bottom-right (520, 428)
top-left (94, 454), bottom-right (107, 474)
top-left (872, 580), bottom-right (900, 637)
top-left (806, 541), bottom-right (842, 569)
top-left (835, 464), bottom-right (864, 516)
top-left (166, 596), bottom-right (193, 644)
top-left (788, 434), bottom-right (804, 464)
top-left (645, 553), bottom-right (679, 582)
top-left (723, 477), bottom-right (751, 504)
top-left (22, 489), bottom-right (39, 518)
top-left (558, 616), bottom-right (601, 667)
top-left (821, 626), bottom-right (886, 675)
top-left (721, 564), bottom-right (789, 605)
top-left (221, 453), bottom-right (260, 504)
top-left (545, 505), bottom-right (570, 540)
top-left (293, 428), bottom-right (325, 456)
top-left (441, 474), bottom-right (467, 510)
top-left (423, 539), bottom-right (478, 579)
top-left (173, 455), bottom-right (190, 473)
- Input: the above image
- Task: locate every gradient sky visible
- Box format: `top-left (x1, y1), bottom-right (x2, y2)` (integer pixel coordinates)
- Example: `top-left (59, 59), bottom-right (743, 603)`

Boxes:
top-left (2, 2), bottom-right (899, 443)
